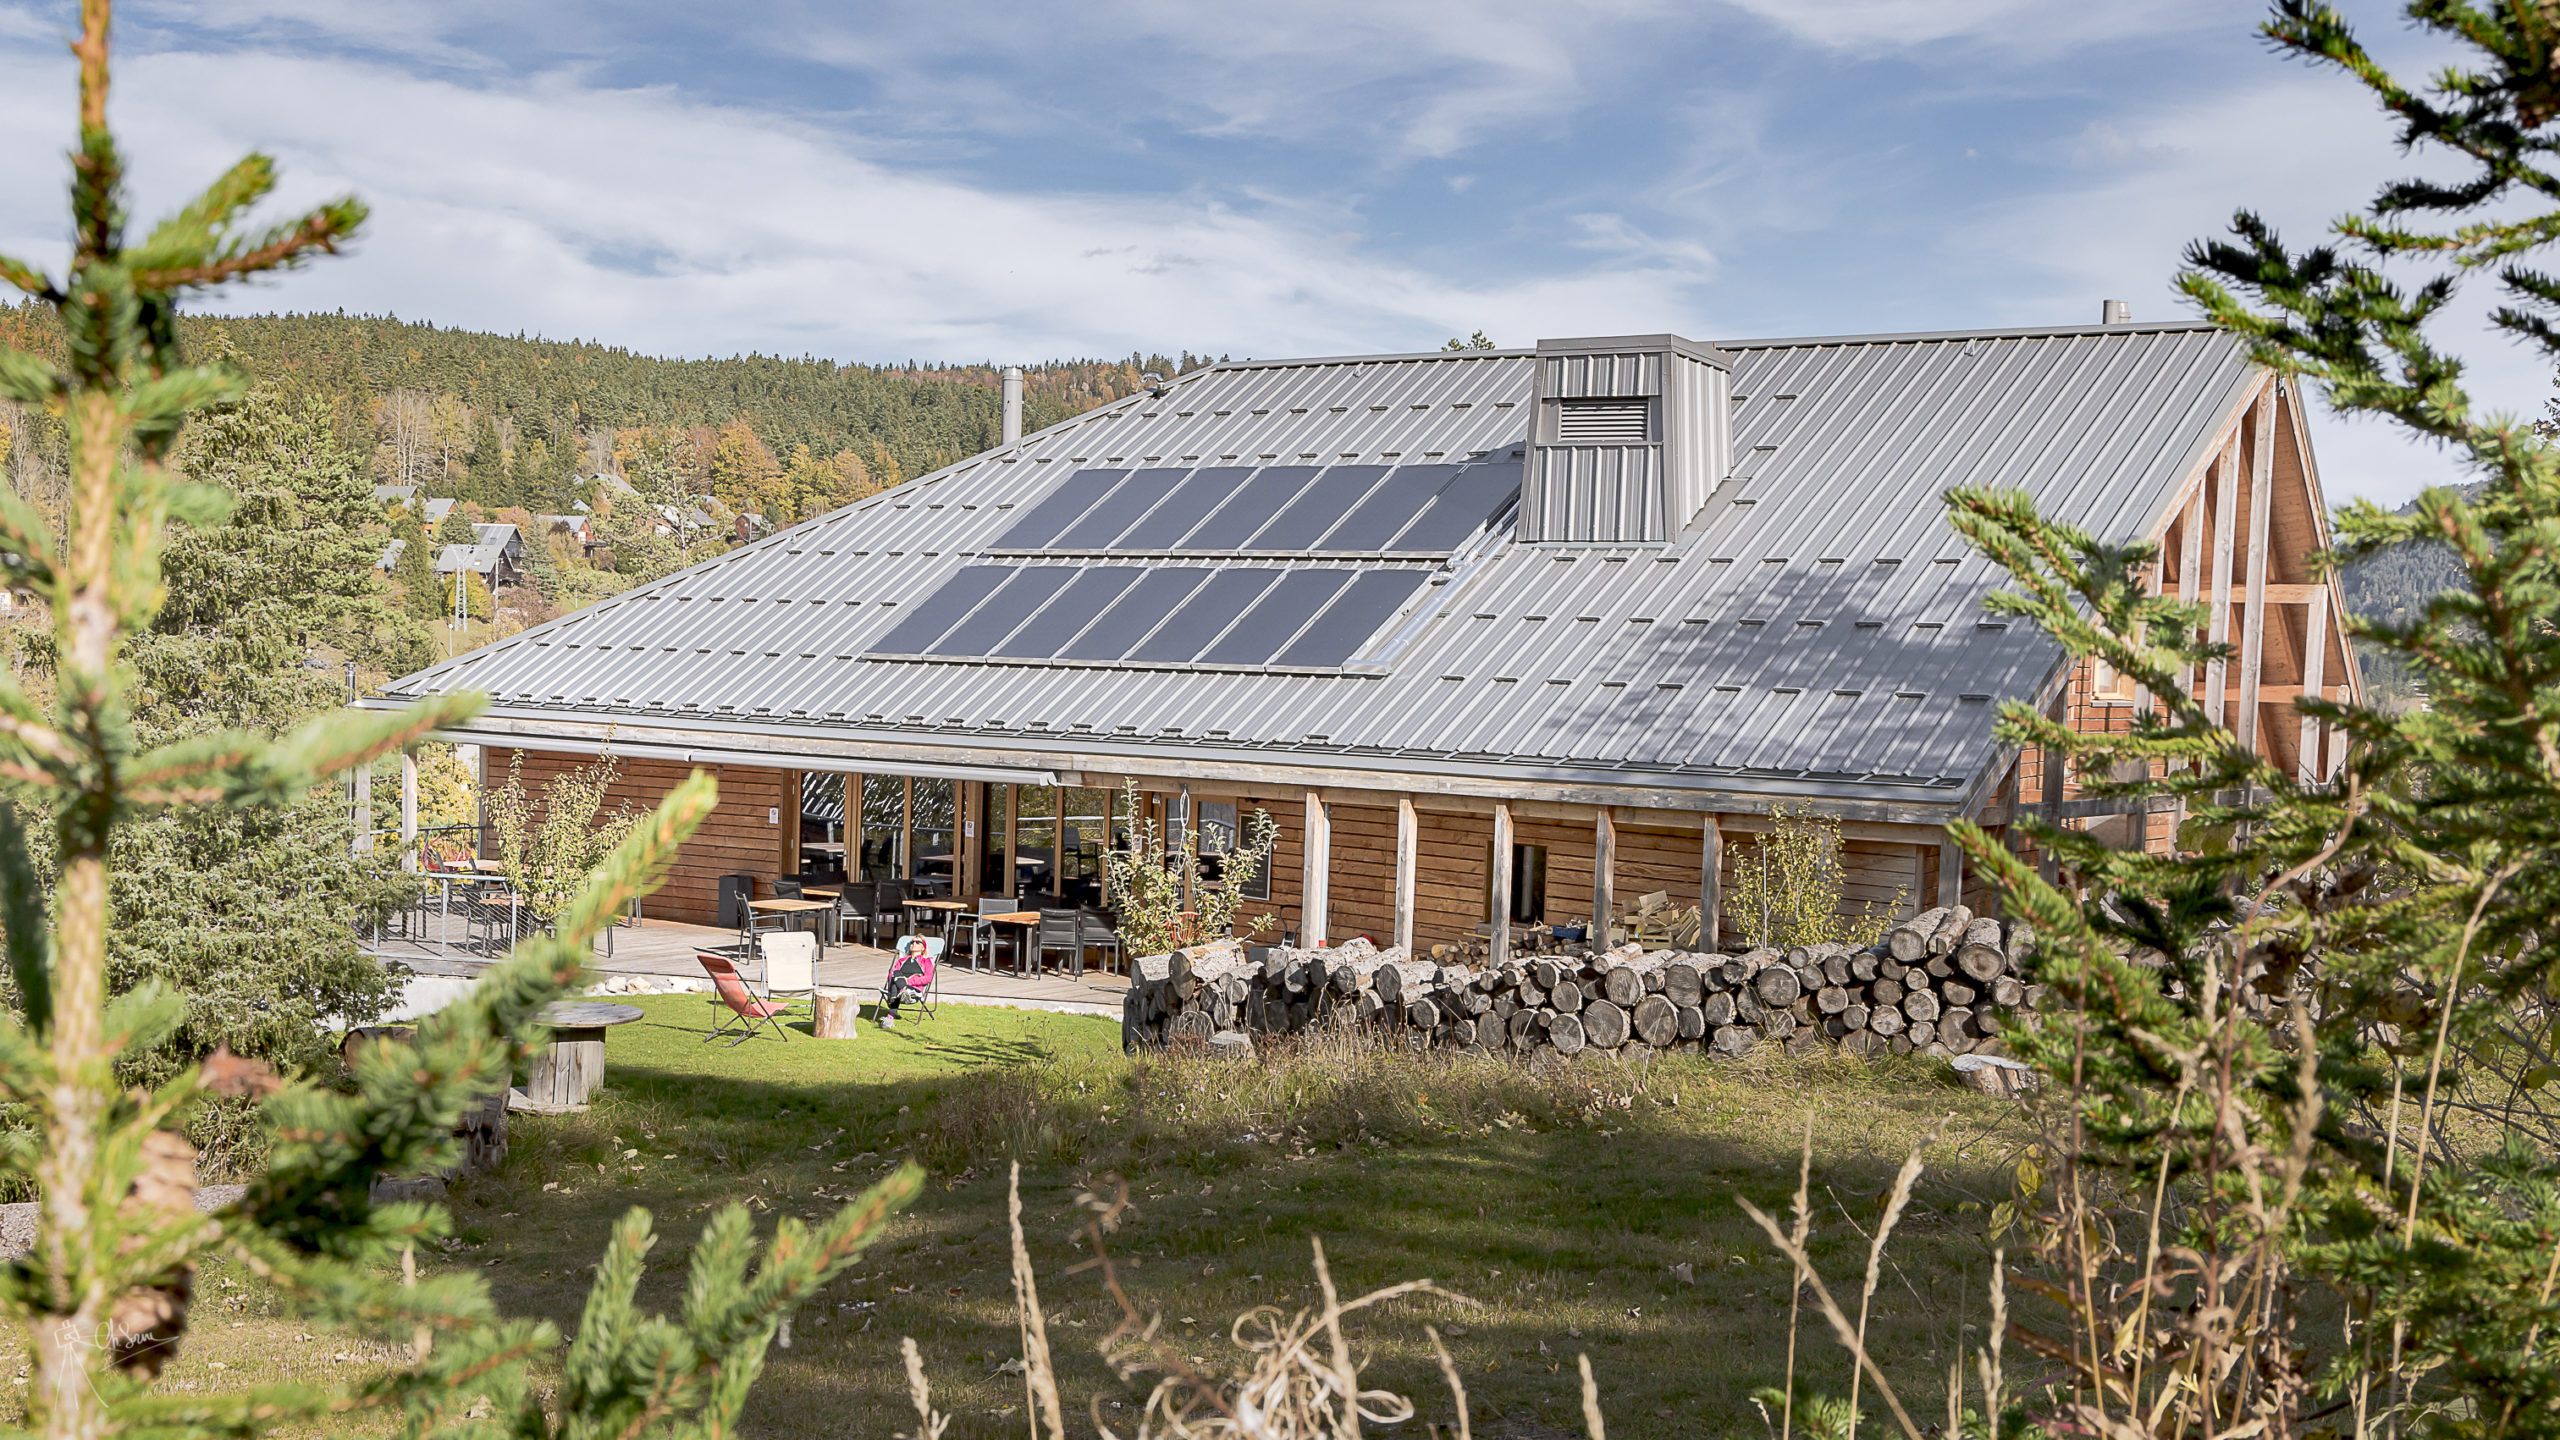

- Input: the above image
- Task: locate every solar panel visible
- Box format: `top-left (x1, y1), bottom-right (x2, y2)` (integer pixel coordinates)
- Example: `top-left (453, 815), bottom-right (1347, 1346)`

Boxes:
top-left (1050, 467), bottom-right (1187, 549)
top-left (1248, 465), bottom-right (1391, 550)
top-left (1115, 467), bottom-right (1254, 549)
top-left (1394, 456), bottom-right (1521, 551)
top-left (926, 567), bottom-right (1077, 655)
top-left (1056, 568), bottom-right (1213, 660)
top-left (1314, 463), bottom-right (1457, 552)
top-left (1271, 570), bottom-right (1429, 666)
top-left (1127, 570), bottom-right (1282, 663)
top-left (997, 568), bottom-right (1143, 657)
top-left (1178, 466), bottom-right (1320, 549)
top-left (866, 564), bottom-right (1012, 653)
top-left (992, 469), bottom-right (1124, 549)
top-left (1201, 570), bottom-right (1353, 664)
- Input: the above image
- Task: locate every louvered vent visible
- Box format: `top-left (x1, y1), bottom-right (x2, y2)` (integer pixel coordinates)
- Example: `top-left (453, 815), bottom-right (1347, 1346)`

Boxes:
top-left (1522, 334), bottom-right (1731, 543)
top-left (1555, 398), bottom-right (1649, 443)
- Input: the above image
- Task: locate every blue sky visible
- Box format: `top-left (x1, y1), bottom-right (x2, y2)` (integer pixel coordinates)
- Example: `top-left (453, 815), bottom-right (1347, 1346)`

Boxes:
top-left (0, 0), bottom-right (2532, 504)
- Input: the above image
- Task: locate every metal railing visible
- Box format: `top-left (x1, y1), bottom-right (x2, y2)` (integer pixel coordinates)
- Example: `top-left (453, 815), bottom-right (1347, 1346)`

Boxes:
top-left (359, 872), bottom-right (544, 962)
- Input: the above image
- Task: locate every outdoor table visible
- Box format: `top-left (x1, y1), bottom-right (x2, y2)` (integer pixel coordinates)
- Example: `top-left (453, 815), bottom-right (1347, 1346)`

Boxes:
top-left (525, 1001), bottom-right (644, 1109)
top-left (984, 909), bottom-right (1041, 975)
top-left (748, 896), bottom-right (838, 953)
top-left (906, 897), bottom-right (968, 947)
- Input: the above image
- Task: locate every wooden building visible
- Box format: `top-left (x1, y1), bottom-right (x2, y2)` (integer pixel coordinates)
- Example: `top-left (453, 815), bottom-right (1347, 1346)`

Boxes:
top-left (366, 317), bottom-right (2357, 957)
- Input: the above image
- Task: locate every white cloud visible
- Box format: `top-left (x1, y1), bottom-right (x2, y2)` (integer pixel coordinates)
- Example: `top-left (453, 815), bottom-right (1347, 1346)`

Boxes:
top-left (1716, 0), bottom-right (2222, 55)
top-left (0, 41), bottom-right (1718, 364)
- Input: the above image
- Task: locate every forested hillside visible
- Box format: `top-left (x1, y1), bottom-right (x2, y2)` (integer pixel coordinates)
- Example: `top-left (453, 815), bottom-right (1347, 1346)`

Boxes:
top-left (0, 304), bottom-right (1205, 520)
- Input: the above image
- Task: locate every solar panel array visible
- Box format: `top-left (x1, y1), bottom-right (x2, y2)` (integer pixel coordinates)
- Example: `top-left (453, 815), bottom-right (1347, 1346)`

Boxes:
top-left (866, 564), bottom-right (1430, 669)
top-left (990, 458), bottom-right (1520, 554)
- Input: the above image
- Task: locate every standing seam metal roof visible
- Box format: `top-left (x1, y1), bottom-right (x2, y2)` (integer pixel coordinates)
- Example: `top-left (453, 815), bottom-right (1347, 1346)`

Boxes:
top-left (380, 322), bottom-right (2260, 807)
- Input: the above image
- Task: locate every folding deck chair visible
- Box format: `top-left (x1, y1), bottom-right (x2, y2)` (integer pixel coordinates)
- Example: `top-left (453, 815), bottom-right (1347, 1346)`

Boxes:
top-left (696, 950), bottom-right (791, 1044)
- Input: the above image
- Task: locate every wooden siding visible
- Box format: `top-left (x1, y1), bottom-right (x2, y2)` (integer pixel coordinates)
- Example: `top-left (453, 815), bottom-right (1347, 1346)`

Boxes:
top-left (497, 750), bottom-right (787, 926)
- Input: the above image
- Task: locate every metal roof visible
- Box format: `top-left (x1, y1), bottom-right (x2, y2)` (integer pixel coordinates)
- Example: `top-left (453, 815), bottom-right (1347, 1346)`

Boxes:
top-left (377, 321), bottom-right (2260, 811)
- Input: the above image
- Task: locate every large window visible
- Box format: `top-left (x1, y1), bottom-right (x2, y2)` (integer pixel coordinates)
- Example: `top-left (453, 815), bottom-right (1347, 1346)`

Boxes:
top-left (1059, 786), bottom-right (1111, 905)
top-left (1195, 799), bottom-right (1272, 900)
top-left (859, 776), bottom-right (906, 881)
top-left (979, 782), bottom-right (1010, 893)
top-left (799, 773), bottom-right (846, 879)
top-left (1012, 783), bottom-right (1057, 899)
top-left (910, 778), bottom-right (955, 892)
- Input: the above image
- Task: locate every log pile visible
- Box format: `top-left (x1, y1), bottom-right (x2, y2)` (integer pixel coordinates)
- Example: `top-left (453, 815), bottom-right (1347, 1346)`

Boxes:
top-left (1119, 906), bottom-right (2039, 1060)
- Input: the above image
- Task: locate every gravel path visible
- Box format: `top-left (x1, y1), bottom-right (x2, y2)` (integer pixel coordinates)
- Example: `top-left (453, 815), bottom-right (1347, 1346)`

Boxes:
top-left (0, 1184), bottom-right (248, 1258)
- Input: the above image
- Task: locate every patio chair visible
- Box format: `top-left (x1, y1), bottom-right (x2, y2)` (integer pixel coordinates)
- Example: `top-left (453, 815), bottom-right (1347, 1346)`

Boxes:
top-left (835, 880), bottom-right (878, 948)
top-left (882, 934), bottom-right (944, 1023)
top-left (754, 930), bottom-right (819, 1007)
top-left (967, 897), bottom-right (1020, 973)
top-left (696, 950), bottom-right (790, 1045)
top-left (1035, 909), bottom-right (1083, 980)
top-left (871, 878), bottom-right (910, 947)
top-left (1078, 907), bottom-right (1124, 977)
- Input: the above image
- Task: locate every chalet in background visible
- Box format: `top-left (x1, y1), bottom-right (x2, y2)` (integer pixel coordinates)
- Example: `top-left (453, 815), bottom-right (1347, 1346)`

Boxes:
top-left (363, 312), bottom-right (2357, 959)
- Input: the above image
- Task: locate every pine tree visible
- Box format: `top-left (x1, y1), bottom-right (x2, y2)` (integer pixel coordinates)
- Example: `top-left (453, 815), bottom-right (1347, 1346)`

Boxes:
top-left (0, 11), bottom-right (920, 1438)
top-left (463, 409), bottom-right (504, 506)
top-left (1922, 6), bottom-right (2560, 1433)
top-left (434, 505), bottom-right (478, 549)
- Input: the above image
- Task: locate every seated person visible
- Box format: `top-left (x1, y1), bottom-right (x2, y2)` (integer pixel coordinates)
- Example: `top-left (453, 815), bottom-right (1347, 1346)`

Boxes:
top-left (878, 936), bottom-right (936, 1028)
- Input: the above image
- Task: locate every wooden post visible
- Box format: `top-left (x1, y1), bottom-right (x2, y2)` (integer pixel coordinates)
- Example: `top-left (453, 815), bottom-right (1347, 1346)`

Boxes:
top-left (781, 770), bottom-right (802, 880)
top-left (2040, 689), bottom-right (2068, 885)
top-left (1937, 835), bottom-right (1962, 909)
top-left (1490, 802), bottom-right (1514, 966)
top-left (1592, 806), bottom-right (1616, 944)
top-left (2207, 438), bottom-right (2240, 729)
top-left (1003, 783), bottom-right (1019, 898)
top-left (1053, 786), bottom-right (1066, 895)
top-left (1393, 796), bottom-right (1417, 954)
top-left (2237, 390), bottom-right (2276, 753)
top-left (1301, 791), bottom-right (1330, 948)
top-left (399, 751), bottom-right (418, 872)
top-left (900, 776), bottom-right (914, 880)
top-left (2298, 597), bottom-right (2329, 784)
top-left (2177, 483), bottom-right (2205, 713)
top-left (1176, 784), bottom-right (1192, 910)
top-left (1700, 814), bottom-right (1722, 952)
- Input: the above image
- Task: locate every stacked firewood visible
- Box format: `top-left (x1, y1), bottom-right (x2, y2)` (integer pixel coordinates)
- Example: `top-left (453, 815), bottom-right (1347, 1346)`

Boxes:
top-left (1118, 906), bottom-right (2038, 1060)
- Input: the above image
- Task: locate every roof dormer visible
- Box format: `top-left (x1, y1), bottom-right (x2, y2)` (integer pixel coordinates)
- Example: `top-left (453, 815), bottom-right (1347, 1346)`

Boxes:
top-left (1520, 333), bottom-right (1731, 543)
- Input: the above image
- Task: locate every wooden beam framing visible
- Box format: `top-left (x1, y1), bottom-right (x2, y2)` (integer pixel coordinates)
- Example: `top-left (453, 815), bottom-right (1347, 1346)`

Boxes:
top-left (2208, 436), bottom-right (2240, 729)
top-left (1302, 790), bottom-right (1330, 947)
top-left (1003, 783), bottom-right (1020, 898)
top-left (2237, 389), bottom-right (2276, 752)
top-left (1393, 796), bottom-right (1417, 953)
top-left (1592, 806), bottom-right (1617, 942)
top-left (2177, 481), bottom-right (2205, 706)
top-left (1490, 801), bottom-right (1514, 966)
top-left (900, 776), bottom-right (914, 881)
top-left (1700, 814), bottom-right (1722, 952)
top-left (2298, 599), bottom-right (2329, 784)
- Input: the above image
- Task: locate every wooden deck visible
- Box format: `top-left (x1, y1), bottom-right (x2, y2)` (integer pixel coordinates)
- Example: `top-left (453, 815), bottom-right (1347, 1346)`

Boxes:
top-left (367, 916), bottom-right (1130, 1018)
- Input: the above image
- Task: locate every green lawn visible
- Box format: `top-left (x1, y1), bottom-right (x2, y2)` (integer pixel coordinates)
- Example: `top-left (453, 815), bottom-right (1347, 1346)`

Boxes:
top-left (98, 997), bottom-right (2033, 1438)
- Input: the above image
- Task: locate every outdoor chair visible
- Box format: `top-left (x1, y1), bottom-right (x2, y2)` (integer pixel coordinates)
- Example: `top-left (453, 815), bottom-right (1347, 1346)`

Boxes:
top-left (1035, 909), bottom-right (1083, 980)
top-left (967, 897), bottom-right (1020, 973)
top-left (771, 876), bottom-right (804, 900)
top-left (696, 950), bottom-right (790, 1045)
top-left (871, 879), bottom-right (911, 947)
top-left (1077, 907), bottom-right (1124, 977)
top-left (883, 934), bottom-right (944, 1023)
top-left (754, 931), bottom-right (819, 1008)
top-left (835, 880), bottom-right (878, 948)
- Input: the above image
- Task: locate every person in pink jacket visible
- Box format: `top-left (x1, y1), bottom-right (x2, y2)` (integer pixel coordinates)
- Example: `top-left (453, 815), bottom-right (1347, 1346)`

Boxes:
top-left (879, 937), bottom-right (935, 1028)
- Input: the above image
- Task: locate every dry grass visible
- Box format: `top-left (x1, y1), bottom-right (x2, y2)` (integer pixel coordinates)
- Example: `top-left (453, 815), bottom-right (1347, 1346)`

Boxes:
top-left (0, 998), bottom-right (2032, 1437)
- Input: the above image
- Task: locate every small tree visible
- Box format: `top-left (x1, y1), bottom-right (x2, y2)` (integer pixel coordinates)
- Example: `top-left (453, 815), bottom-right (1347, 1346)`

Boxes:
top-left (0, 12), bottom-right (921, 1438)
top-left (487, 749), bottom-right (637, 923)
top-left (1101, 779), bottom-right (1279, 955)
top-left (1725, 806), bottom-right (1900, 951)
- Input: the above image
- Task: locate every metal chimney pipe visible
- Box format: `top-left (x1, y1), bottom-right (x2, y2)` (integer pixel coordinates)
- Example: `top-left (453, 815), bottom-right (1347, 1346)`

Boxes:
top-left (1000, 365), bottom-right (1023, 445)
top-left (2100, 299), bottom-right (2132, 325)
